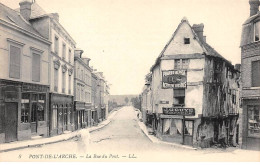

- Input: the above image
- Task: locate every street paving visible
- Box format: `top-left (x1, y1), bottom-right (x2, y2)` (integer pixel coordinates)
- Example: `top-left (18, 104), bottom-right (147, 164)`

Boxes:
top-left (0, 106), bottom-right (260, 161)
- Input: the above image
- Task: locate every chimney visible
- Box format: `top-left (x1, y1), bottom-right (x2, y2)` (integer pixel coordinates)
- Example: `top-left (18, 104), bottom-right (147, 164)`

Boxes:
top-left (19, 0), bottom-right (32, 21)
top-left (249, 0), bottom-right (260, 16)
top-left (192, 24), bottom-right (204, 42)
top-left (82, 58), bottom-right (91, 66)
top-left (52, 13), bottom-right (59, 22)
top-left (74, 49), bottom-right (84, 58)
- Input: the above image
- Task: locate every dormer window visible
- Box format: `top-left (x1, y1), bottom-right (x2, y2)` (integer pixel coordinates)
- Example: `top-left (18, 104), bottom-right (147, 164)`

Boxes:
top-left (184, 38), bottom-right (190, 44)
top-left (254, 21), bottom-right (260, 42)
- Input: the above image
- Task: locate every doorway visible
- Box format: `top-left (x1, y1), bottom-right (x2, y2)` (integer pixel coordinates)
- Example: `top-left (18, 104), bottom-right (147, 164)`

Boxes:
top-left (5, 103), bottom-right (18, 142)
top-left (183, 120), bottom-right (194, 146)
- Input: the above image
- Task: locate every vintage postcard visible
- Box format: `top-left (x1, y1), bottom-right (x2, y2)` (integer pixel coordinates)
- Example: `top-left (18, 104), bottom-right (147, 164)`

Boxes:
top-left (0, 0), bottom-right (259, 162)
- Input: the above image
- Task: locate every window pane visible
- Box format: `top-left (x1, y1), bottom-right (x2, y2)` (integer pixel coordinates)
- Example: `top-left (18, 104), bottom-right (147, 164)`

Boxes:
top-left (32, 53), bottom-right (41, 82)
top-left (9, 45), bottom-right (21, 79)
top-left (248, 105), bottom-right (260, 138)
top-left (38, 94), bottom-right (45, 121)
top-left (255, 22), bottom-right (260, 42)
top-left (21, 93), bottom-right (30, 123)
top-left (252, 60), bottom-right (260, 87)
top-left (174, 59), bottom-right (181, 69)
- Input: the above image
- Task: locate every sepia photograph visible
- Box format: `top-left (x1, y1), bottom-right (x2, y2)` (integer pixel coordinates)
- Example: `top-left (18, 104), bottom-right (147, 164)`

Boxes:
top-left (0, 0), bottom-right (259, 162)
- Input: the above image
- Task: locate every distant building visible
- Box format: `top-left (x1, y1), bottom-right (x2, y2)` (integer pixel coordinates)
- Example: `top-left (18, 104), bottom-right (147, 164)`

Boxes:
top-left (74, 49), bottom-right (92, 130)
top-left (91, 72), bottom-right (98, 125)
top-left (240, 0), bottom-right (260, 150)
top-left (142, 18), bottom-right (241, 148)
top-left (0, 2), bottom-right (51, 143)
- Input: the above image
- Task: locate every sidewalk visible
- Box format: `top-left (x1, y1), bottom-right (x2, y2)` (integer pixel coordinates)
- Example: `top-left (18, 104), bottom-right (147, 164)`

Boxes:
top-left (137, 120), bottom-right (196, 150)
top-left (0, 109), bottom-right (119, 153)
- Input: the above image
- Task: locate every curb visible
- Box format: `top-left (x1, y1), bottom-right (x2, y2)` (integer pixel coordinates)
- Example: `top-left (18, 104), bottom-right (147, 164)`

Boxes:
top-left (0, 108), bottom-right (120, 153)
top-left (137, 120), bottom-right (196, 150)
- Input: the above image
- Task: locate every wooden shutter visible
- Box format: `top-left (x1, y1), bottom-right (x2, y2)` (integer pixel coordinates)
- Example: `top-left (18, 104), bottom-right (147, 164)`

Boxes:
top-left (9, 45), bottom-right (21, 78)
top-left (252, 60), bottom-right (260, 87)
top-left (32, 53), bottom-right (41, 82)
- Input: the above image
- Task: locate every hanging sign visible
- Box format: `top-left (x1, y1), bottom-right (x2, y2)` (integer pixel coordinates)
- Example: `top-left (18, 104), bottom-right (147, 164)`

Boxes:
top-left (162, 70), bottom-right (187, 89)
top-left (163, 107), bottom-right (195, 116)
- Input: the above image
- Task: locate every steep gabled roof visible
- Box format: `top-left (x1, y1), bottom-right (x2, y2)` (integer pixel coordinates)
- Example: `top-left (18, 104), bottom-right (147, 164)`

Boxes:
top-left (150, 17), bottom-right (232, 71)
top-left (0, 3), bottom-right (42, 37)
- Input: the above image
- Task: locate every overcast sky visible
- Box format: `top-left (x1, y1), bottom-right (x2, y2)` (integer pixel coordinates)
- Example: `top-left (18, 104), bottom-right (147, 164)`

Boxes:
top-left (1, 0), bottom-right (249, 95)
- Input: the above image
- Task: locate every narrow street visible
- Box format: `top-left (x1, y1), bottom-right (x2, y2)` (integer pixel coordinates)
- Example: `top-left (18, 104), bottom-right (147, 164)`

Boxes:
top-left (0, 106), bottom-right (259, 161)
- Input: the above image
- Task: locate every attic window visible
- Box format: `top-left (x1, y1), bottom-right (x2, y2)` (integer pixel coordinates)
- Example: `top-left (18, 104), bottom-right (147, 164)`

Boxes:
top-left (255, 21), bottom-right (260, 42)
top-left (184, 38), bottom-right (190, 44)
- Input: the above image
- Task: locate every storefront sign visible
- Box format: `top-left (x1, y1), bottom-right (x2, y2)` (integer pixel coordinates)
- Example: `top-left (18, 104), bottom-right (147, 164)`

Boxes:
top-left (22, 83), bottom-right (49, 92)
top-left (163, 107), bottom-right (195, 116)
top-left (162, 70), bottom-right (187, 89)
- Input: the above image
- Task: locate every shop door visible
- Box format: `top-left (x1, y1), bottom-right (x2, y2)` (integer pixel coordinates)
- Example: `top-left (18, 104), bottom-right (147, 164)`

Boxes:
top-left (183, 120), bottom-right (194, 146)
top-left (5, 103), bottom-right (18, 142)
top-left (31, 94), bottom-right (38, 134)
top-left (64, 106), bottom-right (68, 131)
top-left (58, 106), bottom-right (63, 134)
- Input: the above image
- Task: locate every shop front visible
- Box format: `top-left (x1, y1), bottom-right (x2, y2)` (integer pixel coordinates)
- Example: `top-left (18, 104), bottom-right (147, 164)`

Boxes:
top-left (49, 93), bottom-right (73, 136)
top-left (91, 106), bottom-right (98, 126)
top-left (74, 101), bottom-right (87, 130)
top-left (157, 107), bottom-right (196, 146)
top-left (242, 98), bottom-right (260, 150)
top-left (0, 80), bottom-right (49, 143)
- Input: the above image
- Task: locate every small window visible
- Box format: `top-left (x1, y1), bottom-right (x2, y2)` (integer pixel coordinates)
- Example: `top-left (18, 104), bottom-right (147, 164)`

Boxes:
top-left (255, 21), bottom-right (260, 42)
top-left (9, 45), bottom-right (21, 79)
top-left (248, 105), bottom-right (260, 138)
top-left (32, 53), bottom-right (41, 82)
top-left (173, 89), bottom-right (185, 106)
top-left (54, 36), bottom-right (59, 55)
top-left (252, 60), bottom-right (260, 87)
top-left (62, 43), bottom-right (66, 59)
top-left (184, 38), bottom-right (190, 44)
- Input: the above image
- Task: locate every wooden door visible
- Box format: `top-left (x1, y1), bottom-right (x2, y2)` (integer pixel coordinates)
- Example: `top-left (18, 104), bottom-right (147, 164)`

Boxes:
top-left (31, 94), bottom-right (38, 134)
top-left (5, 103), bottom-right (18, 142)
top-left (58, 106), bottom-right (63, 134)
top-left (183, 120), bottom-right (194, 146)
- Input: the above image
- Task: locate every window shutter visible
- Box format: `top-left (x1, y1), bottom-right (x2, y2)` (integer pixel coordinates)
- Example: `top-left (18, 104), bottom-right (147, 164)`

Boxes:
top-left (32, 53), bottom-right (41, 82)
top-left (9, 45), bottom-right (21, 78)
top-left (252, 60), bottom-right (260, 87)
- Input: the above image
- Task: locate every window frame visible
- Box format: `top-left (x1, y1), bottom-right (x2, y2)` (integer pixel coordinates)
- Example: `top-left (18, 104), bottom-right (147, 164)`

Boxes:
top-left (54, 36), bottom-right (59, 55)
top-left (252, 60), bottom-right (260, 87)
top-left (30, 47), bottom-right (43, 82)
top-left (254, 21), bottom-right (260, 42)
top-left (7, 39), bottom-right (25, 79)
top-left (184, 37), bottom-right (190, 44)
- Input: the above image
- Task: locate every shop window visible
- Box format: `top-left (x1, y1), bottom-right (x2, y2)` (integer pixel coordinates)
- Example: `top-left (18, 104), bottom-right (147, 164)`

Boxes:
top-left (184, 38), bottom-right (190, 44)
top-left (248, 105), bottom-right (260, 138)
top-left (252, 60), bottom-right (260, 87)
top-left (31, 94), bottom-right (37, 122)
top-left (254, 21), bottom-right (260, 42)
top-left (52, 105), bottom-right (58, 129)
top-left (38, 94), bottom-right (45, 121)
top-left (21, 93), bottom-right (30, 123)
top-left (173, 89), bottom-right (185, 107)
top-left (184, 121), bottom-right (193, 135)
top-left (32, 53), bottom-right (41, 82)
top-left (162, 119), bottom-right (182, 136)
top-left (9, 45), bottom-right (21, 79)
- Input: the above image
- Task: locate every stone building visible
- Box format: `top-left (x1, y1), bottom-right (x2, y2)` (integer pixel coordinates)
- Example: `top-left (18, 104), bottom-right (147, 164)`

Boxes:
top-left (0, 2), bottom-right (51, 143)
top-left (241, 0), bottom-right (260, 150)
top-left (13, 1), bottom-right (76, 136)
top-left (91, 72), bottom-right (98, 125)
top-left (74, 49), bottom-right (92, 130)
top-left (143, 18), bottom-right (241, 148)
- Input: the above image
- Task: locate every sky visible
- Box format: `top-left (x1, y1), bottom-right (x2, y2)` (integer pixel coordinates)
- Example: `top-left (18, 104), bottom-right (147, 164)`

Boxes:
top-left (0, 0), bottom-right (249, 95)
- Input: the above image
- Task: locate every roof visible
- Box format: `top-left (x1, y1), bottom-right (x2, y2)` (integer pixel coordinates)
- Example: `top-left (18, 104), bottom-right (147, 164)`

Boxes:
top-left (240, 12), bottom-right (260, 46)
top-left (0, 3), bottom-right (43, 37)
top-left (150, 17), bottom-right (232, 71)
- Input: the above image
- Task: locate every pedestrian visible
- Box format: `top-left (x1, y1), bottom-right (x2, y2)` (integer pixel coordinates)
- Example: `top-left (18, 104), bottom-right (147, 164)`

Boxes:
top-left (80, 129), bottom-right (90, 152)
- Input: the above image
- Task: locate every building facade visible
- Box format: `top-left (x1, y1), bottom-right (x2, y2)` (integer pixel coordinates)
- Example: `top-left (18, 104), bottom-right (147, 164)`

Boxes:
top-left (74, 49), bottom-right (92, 130)
top-left (142, 18), bottom-right (241, 148)
top-left (0, 2), bottom-right (51, 143)
top-left (14, 1), bottom-right (76, 136)
top-left (241, 0), bottom-right (260, 150)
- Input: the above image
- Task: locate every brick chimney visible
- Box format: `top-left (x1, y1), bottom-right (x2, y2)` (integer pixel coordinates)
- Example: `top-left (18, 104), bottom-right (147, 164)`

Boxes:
top-left (74, 49), bottom-right (84, 58)
top-left (19, 0), bottom-right (32, 21)
top-left (82, 58), bottom-right (91, 66)
top-left (192, 24), bottom-right (204, 42)
top-left (249, 0), bottom-right (260, 16)
top-left (51, 13), bottom-right (59, 22)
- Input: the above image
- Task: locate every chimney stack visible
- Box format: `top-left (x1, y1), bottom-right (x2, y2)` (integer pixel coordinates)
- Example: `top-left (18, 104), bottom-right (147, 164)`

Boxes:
top-left (192, 24), bottom-right (204, 42)
top-left (74, 49), bottom-right (84, 58)
top-left (249, 0), bottom-right (260, 16)
top-left (19, 0), bottom-right (32, 21)
top-left (82, 58), bottom-right (91, 66)
top-left (52, 13), bottom-right (59, 22)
